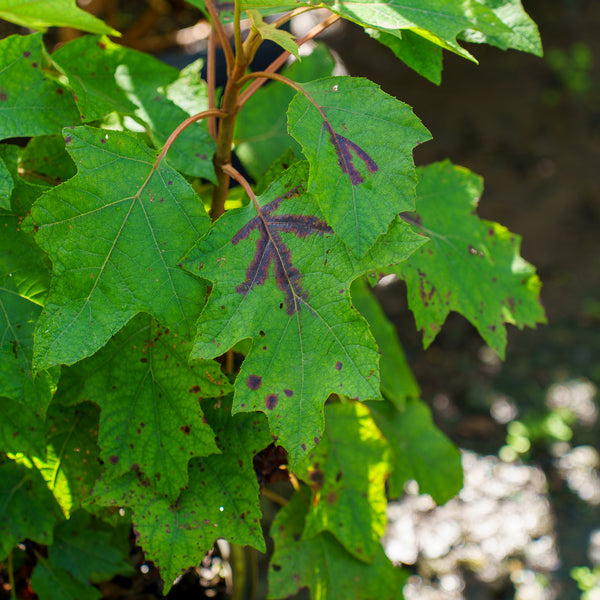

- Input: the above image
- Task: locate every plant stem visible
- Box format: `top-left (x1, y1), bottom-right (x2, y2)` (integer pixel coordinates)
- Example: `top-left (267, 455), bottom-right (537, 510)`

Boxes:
top-left (207, 30), bottom-right (218, 140)
top-left (261, 487), bottom-right (289, 506)
top-left (236, 12), bottom-right (341, 109)
top-left (203, 0), bottom-right (234, 75)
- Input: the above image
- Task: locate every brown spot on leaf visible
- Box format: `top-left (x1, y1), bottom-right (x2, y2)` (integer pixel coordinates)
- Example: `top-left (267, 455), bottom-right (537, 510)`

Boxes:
top-left (247, 375), bottom-right (262, 390)
top-left (284, 389), bottom-right (293, 397)
top-left (109, 455), bottom-right (119, 464)
top-left (189, 385), bottom-right (201, 393)
top-left (180, 425), bottom-right (191, 435)
top-left (335, 361), bottom-right (342, 371)
top-left (265, 394), bottom-right (278, 409)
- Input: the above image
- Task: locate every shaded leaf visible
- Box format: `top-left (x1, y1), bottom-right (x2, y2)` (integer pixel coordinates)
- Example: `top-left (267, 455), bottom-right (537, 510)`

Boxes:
top-left (71, 314), bottom-right (226, 499)
top-left (20, 135), bottom-right (77, 184)
top-left (368, 399), bottom-right (463, 504)
top-left (0, 34), bottom-right (80, 140)
top-left (0, 214), bottom-right (58, 414)
top-left (185, 162), bottom-right (425, 466)
top-left (0, 156), bottom-right (12, 210)
top-left (52, 35), bottom-right (216, 180)
top-left (394, 161), bottom-right (546, 358)
top-left (461, 0), bottom-right (543, 56)
top-left (91, 398), bottom-right (270, 592)
top-left (30, 559), bottom-right (101, 600)
top-left (350, 279), bottom-right (419, 407)
top-left (288, 76), bottom-right (430, 256)
top-left (0, 0), bottom-right (119, 35)
top-left (268, 490), bottom-right (408, 600)
top-left (49, 510), bottom-right (134, 583)
top-left (234, 44), bottom-right (335, 181)
top-left (27, 126), bottom-right (210, 370)
top-left (295, 401), bottom-right (391, 562)
top-left (0, 399), bottom-right (46, 456)
top-left (0, 460), bottom-right (62, 559)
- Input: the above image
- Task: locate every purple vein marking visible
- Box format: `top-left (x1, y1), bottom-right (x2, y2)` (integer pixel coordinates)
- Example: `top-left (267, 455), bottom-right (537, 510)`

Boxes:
top-left (232, 186), bottom-right (333, 315)
top-left (324, 123), bottom-right (378, 186)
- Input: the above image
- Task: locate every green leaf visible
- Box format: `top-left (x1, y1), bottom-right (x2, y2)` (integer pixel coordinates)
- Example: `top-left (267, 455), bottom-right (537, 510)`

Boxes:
top-left (0, 0), bottom-right (119, 35)
top-left (51, 36), bottom-right (216, 180)
top-left (234, 44), bottom-right (335, 181)
top-left (30, 559), bottom-right (101, 600)
top-left (268, 490), bottom-right (408, 600)
top-left (241, 0), bottom-right (511, 60)
top-left (0, 157), bottom-right (13, 210)
top-left (0, 34), bottom-right (80, 140)
top-left (0, 400), bottom-right (46, 456)
top-left (350, 279), bottom-right (419, 407)
top-left (295, 402), bottom-right (391, 562)
top-left (70, 314), bottom-right (226, 499)
top-left (49, 510), bottom-right (134, 583)
top-left (248, 10), bottom-right (300, 58)
top-left (91, 397), bottom-right (269, 592)
top-left (368, 398), bottom-right (462, 504)
top-left (20, 135), bottom-right (77, 185)
top-left (0, 460), bottom-right (62, 559)
top-left (288, 76), bottom-right (430, 256)
top-left (394, 161), bottom-right (546, 358)
top-left (24, 403), bottom-right (102, 517)
top-left (0, 214), bottom-right (58, 413)
top-left (462, 0), bottom-right (543, 56)
top-left (27, 126), bottom-right (210, 370)
top-left (366, 28), bottom-right (443, 85)
top-left (184, 162), bottom-right (426, 466)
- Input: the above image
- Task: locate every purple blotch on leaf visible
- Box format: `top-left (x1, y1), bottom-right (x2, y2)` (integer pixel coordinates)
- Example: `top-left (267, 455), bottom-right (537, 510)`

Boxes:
top-left (247, 375), bottom-right (262, 390)
top-left (335, 361), bottom-right (342, 371)
top-left (232, 186), bottom-right (332, 314)
top-left (265, 394), bottom-right (278, 410)
top-left (325, 122), bottom-right (378, 185)
top-left (284, 389), bottom-right (294, 397)
top-left (109, 455), bottom-right (119, 464)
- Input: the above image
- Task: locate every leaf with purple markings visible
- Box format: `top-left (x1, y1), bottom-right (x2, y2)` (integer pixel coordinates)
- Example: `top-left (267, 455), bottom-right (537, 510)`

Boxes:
top-left (184, 162), bottom-right (426, 467)
top-left (394, 161), bottom-right (546, 358)
top-left (288, 76), bottom-right (430, 257)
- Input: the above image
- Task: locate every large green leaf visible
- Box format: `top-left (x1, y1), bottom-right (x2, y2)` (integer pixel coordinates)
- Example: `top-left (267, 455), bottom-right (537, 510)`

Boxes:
top-left (268, 490), bottom-right (408, 600)
top-left (0, 0), bottom-right (119, 35)
top-left (184, 162), bottom-right (426, 466)
top-left (234, 44), bottom-right (335, 181)
top-left (462, 0), bottom-right (543, 56)
top-left (70, 314), bottom-right (227, 500)
top-left (369, 399), bottom-right (462, 504)
top-left (241, 0), bottom-right (510, 60)
top-left (0, 214), bottom-right (58, 413)
top-left (295, 402), bottom-right (391, 562)
top-left (51, 36), bottom-right (216, 180)
top-left (0, 460), bottom-right (63, 559)
top-left (350, 279), bottom-right (419, 407)
top-left (27, 126), bottom-right (210, 370)
top-left (394, 161), bottom-right (546, 358)
top-left (0, 34), bottom-right (80, 140)
top-left (288, 76), bottom-right (430, 257)
top-left (91, 397), bottom-right (270, 592)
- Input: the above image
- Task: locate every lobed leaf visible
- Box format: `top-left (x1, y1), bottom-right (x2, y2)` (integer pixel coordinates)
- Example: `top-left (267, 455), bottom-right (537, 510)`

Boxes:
top-left (394, 161), bottom-right (546, 358)
top-left (368, 399), bottom-right (463, 504)
top-left (295, 401), bottom-right (391, 562)
top-left (288, 76), bottom-right (430, 256)
top-left (68, 314), bottom-right (226, 500)
top-left (268, 490), bottom-right (408, 600)
top-left (0, 34), bottom-right (80, 140)
top-left (184, 162), bottom-right (426, 466)
top-left (91, 397), bottom-right (270, 592)
top-left (27, 126), bottom-right (210, 370)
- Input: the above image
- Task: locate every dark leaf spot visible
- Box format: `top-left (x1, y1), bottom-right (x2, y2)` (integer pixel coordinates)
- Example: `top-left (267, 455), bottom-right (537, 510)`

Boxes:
top-left (326, 124), bottom-right (378, 185)
top-left (265, 394), bottom-right (278, 410)
top-left (247, 375), bottom-right (262, 390)
top-left (335, 361), bottom-right (342, 371)
top-left (284, 389), bottom-right (293, 397)
top-left (109, 455), bottom-right (119, 464)
top-left (272, 564), bottom-right (281, 572)
top-left (326, 492), bottom-right (337, 504)
top-left (189, 385), bottom-right (201, 393)
top-left (0, 91), bottom-right (6, 101)
top-left (180, 425), bottom-right (191, 435)
top-left (23, 51), bottom-right (31, 57)
top-left (301, 443), bottom-right (306, 451)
